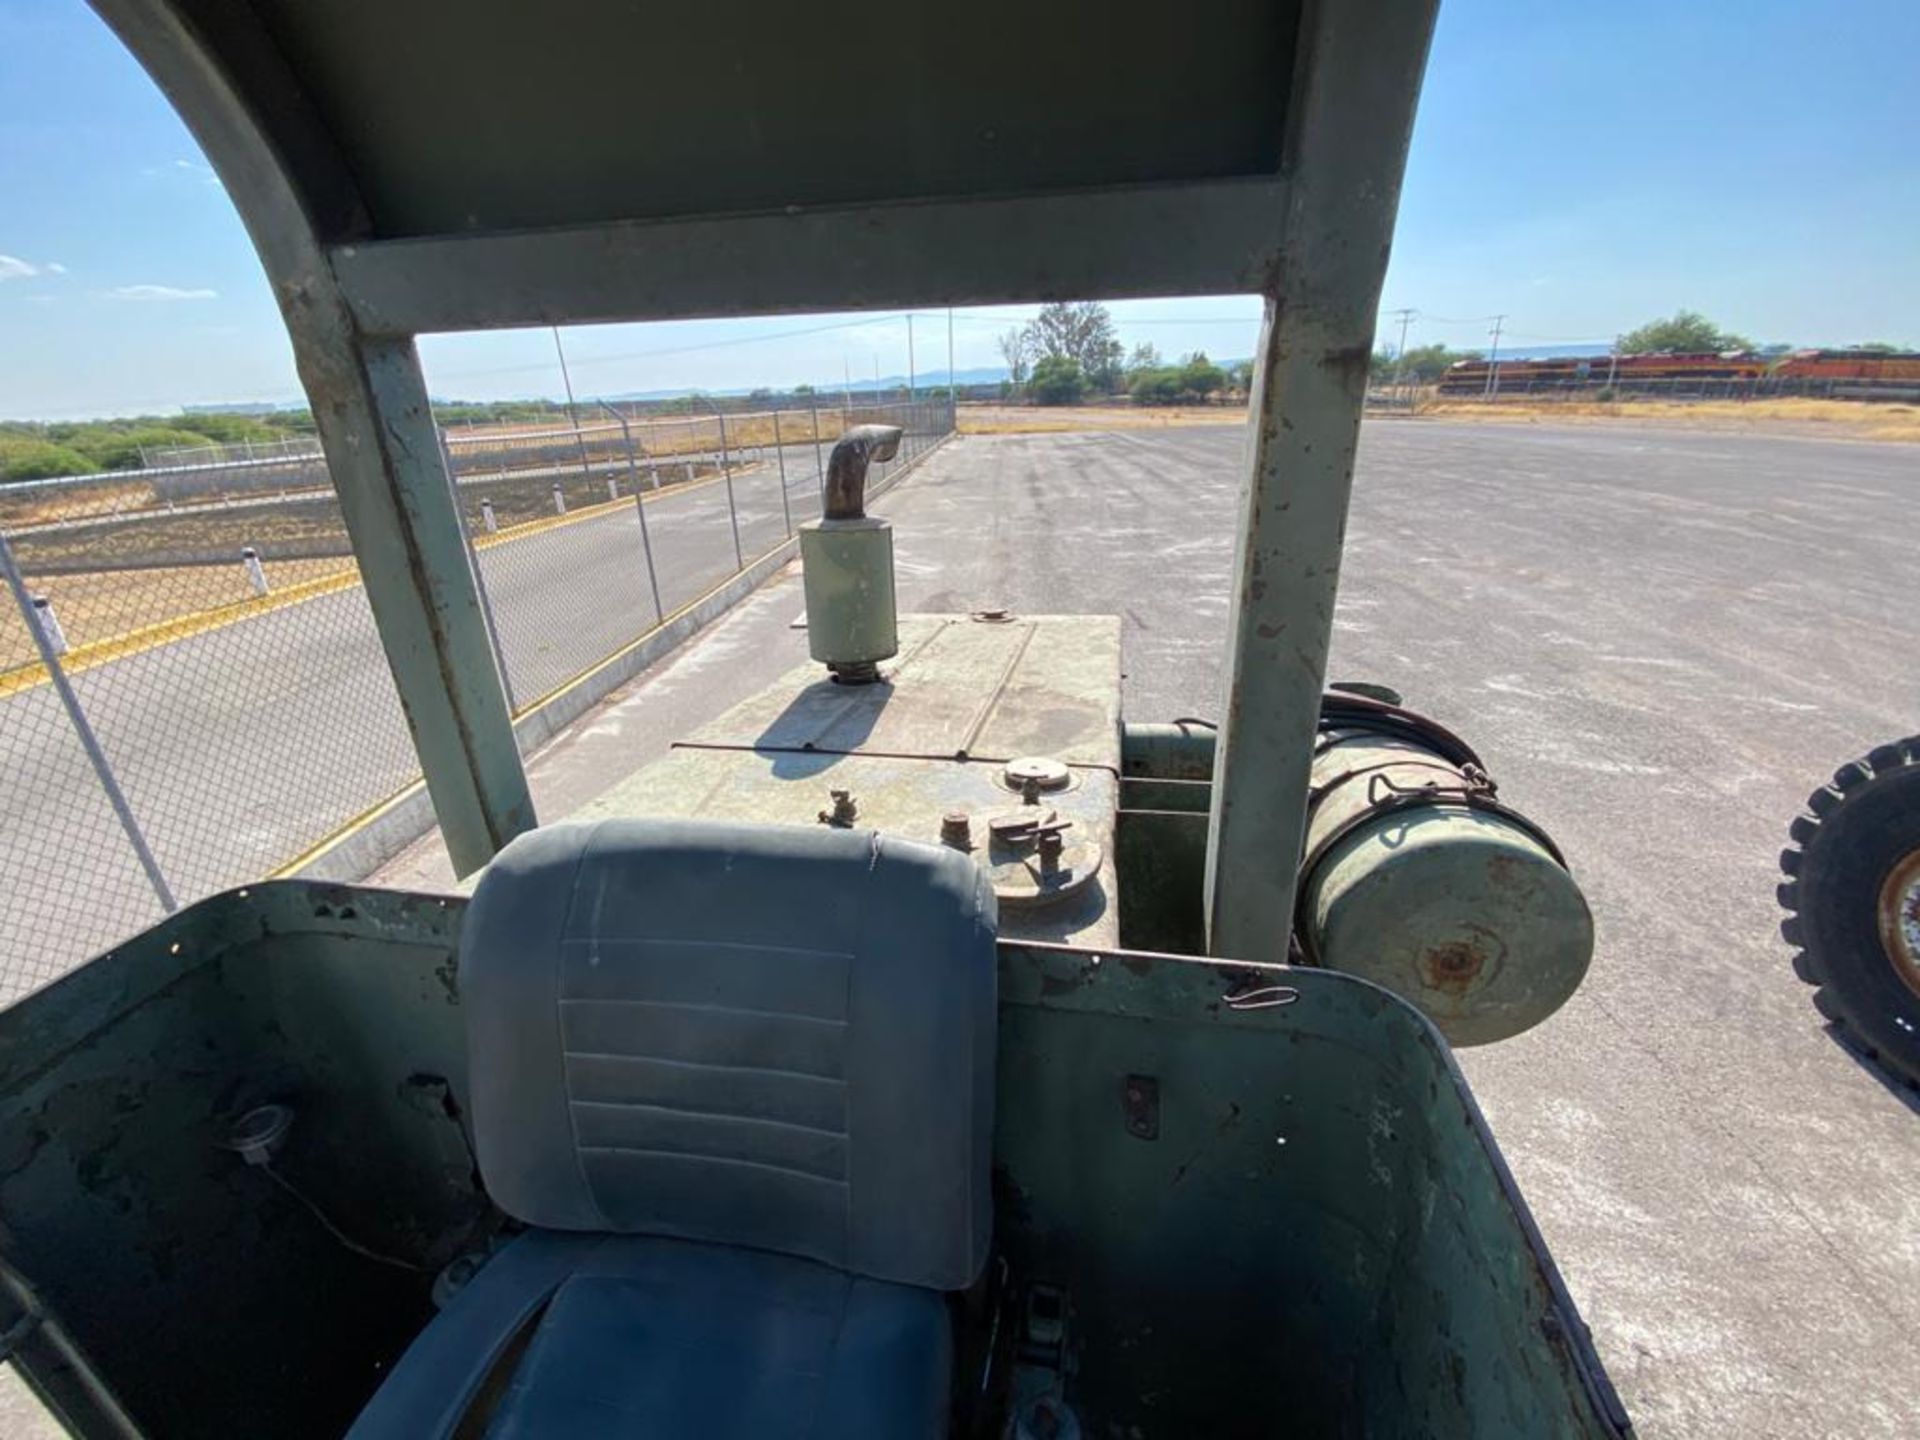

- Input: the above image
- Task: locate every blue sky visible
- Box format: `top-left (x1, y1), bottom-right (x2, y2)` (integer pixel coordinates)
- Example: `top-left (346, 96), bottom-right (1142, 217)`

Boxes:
top-left (2, 1), bottom-right (1916, 419)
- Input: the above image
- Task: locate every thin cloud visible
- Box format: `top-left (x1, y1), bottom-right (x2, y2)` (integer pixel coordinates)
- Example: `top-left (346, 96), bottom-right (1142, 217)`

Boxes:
top-left (138, 159), bottom-right (222, 189)
top-left (44, 262), bottom-right (67, 275)
top-left (0, 254), bottom-right (41, 281)
top-left (105, 284), bottom-right (219, 302)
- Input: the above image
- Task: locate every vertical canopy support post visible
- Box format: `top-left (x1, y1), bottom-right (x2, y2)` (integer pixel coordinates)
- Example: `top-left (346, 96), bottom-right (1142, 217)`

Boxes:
top-left (1204, 0), bottom-right (1438, 960)
top-left (300, 327), bottom-right (536, 875)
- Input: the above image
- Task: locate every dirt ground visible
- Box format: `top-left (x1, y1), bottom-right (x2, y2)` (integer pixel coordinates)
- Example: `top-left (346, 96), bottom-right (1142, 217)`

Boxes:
top-left (0, 475), bottom-right (156, 529)
top-left (958, 403), bottom-right (1243, 433)
top-left (1414, 394), bottom-right (1920, 442)
top-left (961, 395), bottom-right (1920, 443)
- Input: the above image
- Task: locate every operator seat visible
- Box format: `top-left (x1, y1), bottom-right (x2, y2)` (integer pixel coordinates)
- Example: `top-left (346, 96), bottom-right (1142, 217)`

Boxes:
top-left (348, 818), bottom-right (998, 1439)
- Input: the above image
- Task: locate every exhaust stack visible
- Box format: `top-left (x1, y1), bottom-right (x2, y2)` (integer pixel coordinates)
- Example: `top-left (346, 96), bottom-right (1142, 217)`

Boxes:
top-left (800, 425), bottom-right (903, 684)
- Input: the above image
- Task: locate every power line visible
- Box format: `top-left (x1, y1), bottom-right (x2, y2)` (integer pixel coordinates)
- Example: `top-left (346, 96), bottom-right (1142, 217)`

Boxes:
top-left (432, 315), bottom-right (909, 381)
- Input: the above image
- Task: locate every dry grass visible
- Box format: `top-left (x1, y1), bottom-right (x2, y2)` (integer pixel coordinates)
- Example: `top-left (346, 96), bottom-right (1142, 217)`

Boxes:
top-left (449, 409), bottom-right (851, 459)
top-left (1414, 395), bottom-right (1920, 443)
top-left (958, 403), bottom-right (1241, 435)
top-left (954, 396), bottom-right (1920, 445)
top-left (0, 477), bottom-right (158, 528)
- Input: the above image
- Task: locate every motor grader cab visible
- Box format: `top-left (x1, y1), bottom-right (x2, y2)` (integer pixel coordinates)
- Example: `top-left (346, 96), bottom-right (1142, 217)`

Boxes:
top-left (0, 2), bottom-right (1632, 1436)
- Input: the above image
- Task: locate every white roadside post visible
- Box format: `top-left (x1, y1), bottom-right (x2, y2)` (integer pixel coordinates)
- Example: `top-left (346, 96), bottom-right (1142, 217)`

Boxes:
top-left (241, 546), bottom-right (269, 597)
top-left (30, 595), bottom-right (69, 657)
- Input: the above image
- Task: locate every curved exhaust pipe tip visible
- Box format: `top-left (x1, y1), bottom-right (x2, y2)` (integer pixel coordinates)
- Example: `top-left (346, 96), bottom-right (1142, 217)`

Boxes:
top-left (822, 424), bottom-right (904, 520)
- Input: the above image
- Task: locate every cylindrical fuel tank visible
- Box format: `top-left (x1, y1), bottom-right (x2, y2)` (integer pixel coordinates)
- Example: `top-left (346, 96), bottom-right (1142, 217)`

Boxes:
top-left (1299, 731), bottom-right (1593, 1046)
top-left (799, 517), bottom-right (897, 672)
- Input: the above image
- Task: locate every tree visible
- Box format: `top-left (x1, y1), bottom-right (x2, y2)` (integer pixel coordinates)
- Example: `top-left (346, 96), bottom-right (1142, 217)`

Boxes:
top-left (1022, 303), bottom-right (1123, 393)
top-left (792, 383), bottom-right (816, 396)
top-left (996, 327), bottom-right (1032, 387)
top-left (1620, 310), bottom-right (1754, 355)
top-left (1126, 342), bottom-right (1162, 374)
top-left (1127, 353), bottom-right (1229, 406)
top-left (1855, 342), bottom-right (1902, 354)
top-left (1371, 344), bottom-right (1481, 382)
top-left (1028, 355), bottom-right (1087, 406)
top-left (1179, 351), bottom-right (1226, 400)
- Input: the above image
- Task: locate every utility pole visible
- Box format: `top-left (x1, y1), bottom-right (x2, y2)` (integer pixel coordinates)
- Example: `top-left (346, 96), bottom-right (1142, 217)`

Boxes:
top-left (947, 307), bottom-right (955, 403)
top-left (1387, 307), bottom-right (1416, 398)
top-left (1606, 334), bottom-right (1621, 391)
top-left (907, 313), bottom-right (917, 400)
top-left (842, 358), bottom-right (853, 418)
top-left (552, 326), bottom-right (590, 475)
top-left (1484, 314), bottom-right (1506, 398)
top-left (552, 326), bottom-right (580, 425)
top-left (873, 355), bottom-right (881, 403)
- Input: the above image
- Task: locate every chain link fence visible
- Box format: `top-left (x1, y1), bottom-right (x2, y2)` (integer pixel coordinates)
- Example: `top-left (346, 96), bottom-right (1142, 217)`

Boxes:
top-left (0, 395), bottom-right (954, 1005)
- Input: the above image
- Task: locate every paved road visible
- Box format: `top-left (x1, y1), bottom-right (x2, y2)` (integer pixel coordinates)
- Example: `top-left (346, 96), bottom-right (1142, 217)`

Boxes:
top-left (0, 447), bottom-right (840, 1001)
top-left (880, 421), bottom-right (1919, 1439)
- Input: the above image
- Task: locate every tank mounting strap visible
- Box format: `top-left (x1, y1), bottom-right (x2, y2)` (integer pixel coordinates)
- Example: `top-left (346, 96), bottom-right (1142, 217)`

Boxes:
top-left (1293, 766), bottom-right (1571, 967)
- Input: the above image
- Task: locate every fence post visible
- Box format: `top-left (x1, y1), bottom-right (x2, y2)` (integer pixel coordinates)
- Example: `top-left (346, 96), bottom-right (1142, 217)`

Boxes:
top-left (552, 484), bottom-right (567, 516)
top-left (0, 532), bottom-right (175, 913)
top-left (722, 464), bottom-right (745, 570)
top-left (772, 410), bottom-right (793, 537)
top-left (811, 404), bottom-right (826, 507)
top-left (598, 403), bottom-right (667, 626)
top-left (438, 429), bottom-right (518, 716)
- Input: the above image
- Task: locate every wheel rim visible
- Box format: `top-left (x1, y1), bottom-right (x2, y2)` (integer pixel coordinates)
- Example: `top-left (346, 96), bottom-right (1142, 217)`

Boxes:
top-left (1879, 848), bottom-right (1920, 999)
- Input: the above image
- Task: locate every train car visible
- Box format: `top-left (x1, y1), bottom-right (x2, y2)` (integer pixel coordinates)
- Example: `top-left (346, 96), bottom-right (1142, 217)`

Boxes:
top-left (1434, 356), bottom-right (1600, 394)
top-left (1437, 351), bottom-right (1768, 396)
top-left (1774, 348), bottom-right (1920, 383)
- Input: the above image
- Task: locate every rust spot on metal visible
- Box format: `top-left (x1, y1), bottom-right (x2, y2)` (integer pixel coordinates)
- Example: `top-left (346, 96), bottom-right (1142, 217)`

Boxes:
top-left (1422, 941), bottom-right (1485, 995)
top-left (1324, 343), bottom-right (1375, 383)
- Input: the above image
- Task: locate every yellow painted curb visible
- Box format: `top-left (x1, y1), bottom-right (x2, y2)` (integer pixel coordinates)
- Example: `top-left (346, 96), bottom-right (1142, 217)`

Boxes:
top-left (0, 462), bottom-right (771, 701)
top-left (0, 566), bottom-right (364, 701)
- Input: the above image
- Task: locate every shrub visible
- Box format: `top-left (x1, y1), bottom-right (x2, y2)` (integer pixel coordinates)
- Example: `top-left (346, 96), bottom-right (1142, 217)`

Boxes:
top-left (0, 439), bottom-right (94, 482)
top-left (1028, 355), bottom-right (1087, 406)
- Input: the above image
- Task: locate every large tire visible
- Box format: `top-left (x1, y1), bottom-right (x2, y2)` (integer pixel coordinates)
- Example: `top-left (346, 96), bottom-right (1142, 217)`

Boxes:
top-left (1778, 738), bottom-right (1920, 1086)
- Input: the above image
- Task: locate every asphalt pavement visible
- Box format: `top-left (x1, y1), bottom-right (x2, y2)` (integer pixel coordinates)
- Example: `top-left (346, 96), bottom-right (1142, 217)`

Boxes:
top-left (0, 450), bottom-right (831, 1000)
top-left (5, 418), bottom-right (1916, 1436)
top-left (892, 420), bottom-right (1920, 1439)
top-left (380, 418), bottom-right (1920, 1438)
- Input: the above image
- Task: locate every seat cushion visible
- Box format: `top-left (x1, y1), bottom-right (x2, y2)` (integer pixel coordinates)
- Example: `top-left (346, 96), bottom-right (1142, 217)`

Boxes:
top-left (348, 1230), bottom-right (952, 1440)
top-left (461, 818), bottom-right (997, 1291)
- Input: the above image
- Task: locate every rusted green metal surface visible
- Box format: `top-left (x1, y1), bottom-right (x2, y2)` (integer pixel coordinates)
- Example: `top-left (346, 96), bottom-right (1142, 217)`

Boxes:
top-left (574, 613), bottom-right (1126, 948)
top-left (0, 882), bottom-right (1627, 1439)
